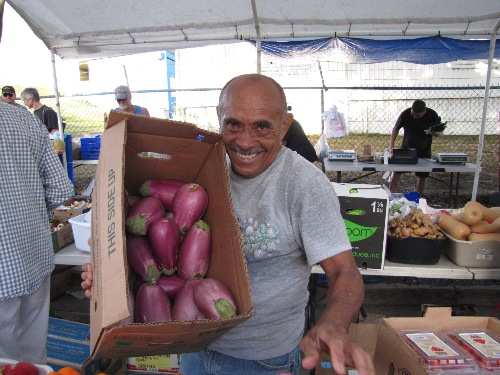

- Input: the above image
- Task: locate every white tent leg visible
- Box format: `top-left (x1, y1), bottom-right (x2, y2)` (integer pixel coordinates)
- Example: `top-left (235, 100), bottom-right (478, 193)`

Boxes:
top-left (472, 20), bottom-right (500, 201)
top-left (51, 49), bottom-right (68, 173)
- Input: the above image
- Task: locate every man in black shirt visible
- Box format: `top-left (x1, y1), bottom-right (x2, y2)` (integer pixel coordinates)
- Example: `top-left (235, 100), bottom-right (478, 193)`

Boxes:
top-left (20, 87), bottom-right (59, 134)
top-left (282, 119), bottom-right (318, 164)
top-left (389, 100), bottom-right (443, 194)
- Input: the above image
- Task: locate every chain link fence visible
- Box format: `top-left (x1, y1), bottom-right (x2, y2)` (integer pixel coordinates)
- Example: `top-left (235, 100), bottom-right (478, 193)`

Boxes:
top-left (32, 85), bottom-right (499, 202)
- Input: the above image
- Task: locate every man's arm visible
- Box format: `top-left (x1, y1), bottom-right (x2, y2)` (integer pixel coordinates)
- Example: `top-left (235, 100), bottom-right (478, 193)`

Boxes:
top-left (390, 126), bottom-right (399, 149)
top-left (300, 251), bottom-right (375, 375)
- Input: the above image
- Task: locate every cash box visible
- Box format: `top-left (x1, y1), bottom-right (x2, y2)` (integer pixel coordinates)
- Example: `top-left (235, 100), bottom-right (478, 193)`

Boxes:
top-left (390, 148), bottom-right (418, 164)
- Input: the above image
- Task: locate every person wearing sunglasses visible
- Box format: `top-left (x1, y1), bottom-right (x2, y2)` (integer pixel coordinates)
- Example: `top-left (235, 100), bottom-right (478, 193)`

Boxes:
top-left (1, 86), bottom-right (27, 110)
top-left (113, 85), bottom-right (150, 116)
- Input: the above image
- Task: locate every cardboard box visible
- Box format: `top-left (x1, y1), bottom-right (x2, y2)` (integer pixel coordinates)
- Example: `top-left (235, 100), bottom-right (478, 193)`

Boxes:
top-left (444, 233), bottom-right (500, 268)
top-left (315, 321), bottom-right (379, 375)
top-left (47, 318), bottom-right (124, 375)
top-left (89, 111), bottom-right (254, 360)
top-left (50, 265), bottom-right (73, 300)
top-left (332, 183), bottom-right (389, 269)
top-left (126, 355), bottom-right (180, 373)
top-left (374, 307), bottom-right (500, 375)
top-left (52, 197), bottom-right (92, 220)
top-left (50, 220), bottom-right (74, 253)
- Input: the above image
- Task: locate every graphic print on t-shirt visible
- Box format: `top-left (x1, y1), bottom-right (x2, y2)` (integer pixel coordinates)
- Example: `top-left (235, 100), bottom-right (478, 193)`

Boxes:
top-left (238, 217), bottom-right (280, 259)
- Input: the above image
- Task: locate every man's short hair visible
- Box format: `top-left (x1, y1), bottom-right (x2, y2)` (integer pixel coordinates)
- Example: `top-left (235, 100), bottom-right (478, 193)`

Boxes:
top-left (20, 87), bottom-right (40, 102)
top-left (114, 85), bottom-right (131, 100)
top-left (412, 100), bottom-right (426, 113)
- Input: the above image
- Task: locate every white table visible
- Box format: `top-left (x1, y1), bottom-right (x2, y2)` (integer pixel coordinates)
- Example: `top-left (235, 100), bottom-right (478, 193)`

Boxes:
top-left (323, 158), bottom-right (478, 207)
top-left (54, 243), bottom-right (90, 266)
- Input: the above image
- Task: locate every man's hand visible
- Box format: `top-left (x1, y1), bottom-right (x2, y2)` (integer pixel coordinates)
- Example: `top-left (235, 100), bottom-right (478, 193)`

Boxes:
top-left (81, 262), bottom-right (93, 299)
top-left (300, 320), bottom-right (375, 375)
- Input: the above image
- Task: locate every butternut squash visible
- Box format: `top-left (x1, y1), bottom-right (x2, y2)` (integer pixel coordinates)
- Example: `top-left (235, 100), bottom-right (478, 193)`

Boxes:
top-left (469, 217), bottom-right (500, 234)
top-left (474, 203), bottom-right (500, 221)
top-left (451, 201), bottom-right (482, 225)
top-left (468, 232), bottom-right (500, 241)
top-left (437, 212), bottom-right (471, 241)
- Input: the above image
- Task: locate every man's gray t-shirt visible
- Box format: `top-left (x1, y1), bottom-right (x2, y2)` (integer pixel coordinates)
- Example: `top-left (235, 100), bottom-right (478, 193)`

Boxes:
top-left (209, 147), bottom-right (351, 360)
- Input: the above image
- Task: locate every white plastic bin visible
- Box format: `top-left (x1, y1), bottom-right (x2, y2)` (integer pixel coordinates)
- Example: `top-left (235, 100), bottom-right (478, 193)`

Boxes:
top-left (68, 212), bottom-right (91, 252)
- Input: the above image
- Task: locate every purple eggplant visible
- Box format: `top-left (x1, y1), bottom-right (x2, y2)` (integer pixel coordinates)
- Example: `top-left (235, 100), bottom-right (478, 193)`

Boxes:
top-left (124, 191), bottom-right (129, 217)
top-left (172, 278), bottom-right (205, 321)
top-left (135, 283), bottom-right (172, 323)
top-left (193, 277), bottom-right (237, 319)
top-left (125, 196), bottom-right (165, 236)
top-left (118, 288), bottom-right (135, 325)
top-left (177, 220), bottom-right (211, 280)
top-left (148, 217), bottom-right (181, 275)
top-left (156, 274), bottom-right (185, 300)
top-left (126, 234), bottom-right (161, 284)
top-left (173, 183), bottom-right (208, 234)
top-left (139, 179), bottom-right (186, 211)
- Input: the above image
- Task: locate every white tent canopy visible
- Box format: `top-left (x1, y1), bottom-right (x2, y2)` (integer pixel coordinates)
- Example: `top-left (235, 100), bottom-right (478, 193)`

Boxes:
top-left (7, 0), bottom-right (500, 60)
top-left (5, 0), bottom-right (500, 200)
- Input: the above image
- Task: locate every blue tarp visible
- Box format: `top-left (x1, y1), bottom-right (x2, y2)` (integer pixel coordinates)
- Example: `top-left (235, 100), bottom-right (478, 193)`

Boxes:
top-left (251, 36), bottom-right (500, 64)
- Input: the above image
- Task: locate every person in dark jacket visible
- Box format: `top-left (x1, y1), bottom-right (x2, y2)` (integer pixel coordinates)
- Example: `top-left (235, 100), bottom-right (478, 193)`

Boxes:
top-left (282, 119), bottom-right (318, 163)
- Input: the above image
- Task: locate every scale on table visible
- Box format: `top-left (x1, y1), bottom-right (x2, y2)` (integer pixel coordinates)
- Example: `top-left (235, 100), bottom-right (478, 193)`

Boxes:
top-left (435, 153), bottom-right (469, 164)
top-left (328, 150), bottom-right (357, 161)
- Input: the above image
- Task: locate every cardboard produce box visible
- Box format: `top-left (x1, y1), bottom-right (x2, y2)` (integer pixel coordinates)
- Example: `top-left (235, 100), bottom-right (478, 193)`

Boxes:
top-left (50, 219), bottom-right (74, 253)
top-left (89, 111), bottom-right (254, 360)
top-left (332, 183), bottom-right (389, 269)
top-left (374, 307), bottom-right (500, 375)
top-left (50, 265), bottom-right (73, 300)
top-left (47, 318), bottom-right (124, 375)
top-left (444, 233), bottom-right (500, 268)
top-left (52, 197), bottom-right (92, 220)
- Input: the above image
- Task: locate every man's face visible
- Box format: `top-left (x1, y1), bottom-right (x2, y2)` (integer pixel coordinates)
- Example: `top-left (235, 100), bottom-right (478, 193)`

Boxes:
top-left (3, 92), bottom-right (16, 105)
top-left (218, 77), bottom-right (292, 179)
top-left (411, 108), bottom-right (426, 119)
top-left (22, 97), bottom-right (34, 109)
top-left (116, 95), bottom-right (131, 110)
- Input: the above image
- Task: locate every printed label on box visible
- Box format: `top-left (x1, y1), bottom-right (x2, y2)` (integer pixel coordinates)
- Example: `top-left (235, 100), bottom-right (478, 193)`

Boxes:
top-left (48, 317), bottom-right (90, 342)
top-left (458, 332), bottom-right (500, 358)
top-left (127, 355), bottom-right (179, 373)
top-left (406, 332), bottom-right (459, 357)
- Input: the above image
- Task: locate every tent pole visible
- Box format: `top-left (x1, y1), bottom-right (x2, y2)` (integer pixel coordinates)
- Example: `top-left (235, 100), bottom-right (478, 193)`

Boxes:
top-left (471, 19), bottom-right (500, 201)
top-left (250, 0), bottom-right (261, 73)
top-left (51, 49), bottom-right (67, 173)
top-left (256, 37), bottom-right (261, 74)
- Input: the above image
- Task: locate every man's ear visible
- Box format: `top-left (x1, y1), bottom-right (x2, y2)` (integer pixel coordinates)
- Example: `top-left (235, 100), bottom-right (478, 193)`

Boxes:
top-left (281, 113), bottom-right (293, 138)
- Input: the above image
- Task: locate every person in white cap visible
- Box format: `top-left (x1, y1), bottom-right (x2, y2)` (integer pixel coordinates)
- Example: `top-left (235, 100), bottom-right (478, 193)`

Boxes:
top-left (113, 85), bottom-right (150, 116)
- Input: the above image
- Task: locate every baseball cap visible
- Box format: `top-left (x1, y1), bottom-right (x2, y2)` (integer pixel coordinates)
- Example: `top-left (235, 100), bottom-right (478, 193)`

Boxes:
top-left (114, 85), bottom-right (130, 100)
top-left (2, 86), bottom-right (15, 95)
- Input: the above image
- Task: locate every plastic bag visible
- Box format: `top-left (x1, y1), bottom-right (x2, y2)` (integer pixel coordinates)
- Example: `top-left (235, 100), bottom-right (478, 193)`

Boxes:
top-left (314, 133), bottom-right (329, 161)
top-left (323, 105), bottom-right (348, 138)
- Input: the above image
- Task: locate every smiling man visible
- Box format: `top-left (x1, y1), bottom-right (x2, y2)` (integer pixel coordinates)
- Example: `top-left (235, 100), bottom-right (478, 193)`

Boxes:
top-left (180, 74), bottom-right (375, 375)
